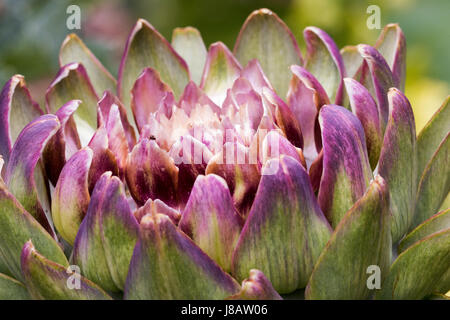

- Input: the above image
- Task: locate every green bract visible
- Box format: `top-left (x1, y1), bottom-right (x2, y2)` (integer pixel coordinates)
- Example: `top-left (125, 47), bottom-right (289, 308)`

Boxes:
top-left (0, 9), bottom-right (448, 300)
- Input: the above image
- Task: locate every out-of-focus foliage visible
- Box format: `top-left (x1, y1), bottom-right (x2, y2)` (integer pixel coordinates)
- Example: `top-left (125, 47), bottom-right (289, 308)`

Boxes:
top-left (0, 0), bottom-right (448, 130)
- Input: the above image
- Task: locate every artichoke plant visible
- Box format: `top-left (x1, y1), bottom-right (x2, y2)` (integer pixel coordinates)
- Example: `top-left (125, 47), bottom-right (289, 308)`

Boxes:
top-left (0, 8), bottom-right (449, 300)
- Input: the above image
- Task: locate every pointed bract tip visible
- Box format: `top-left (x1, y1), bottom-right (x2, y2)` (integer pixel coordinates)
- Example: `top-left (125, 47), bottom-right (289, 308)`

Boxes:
top-left (172, 26), bottom-right (201, 36)
top-left (20, 240), bottom-right (36, 266)
top-left (251, 8), bottom-right (275, 16)
top-left (140, 212), bottom-right (171, 228)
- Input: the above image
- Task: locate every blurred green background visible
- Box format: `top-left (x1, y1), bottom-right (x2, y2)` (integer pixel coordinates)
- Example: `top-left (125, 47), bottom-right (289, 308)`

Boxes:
top-left (0, 0), bottom-right (448, 131)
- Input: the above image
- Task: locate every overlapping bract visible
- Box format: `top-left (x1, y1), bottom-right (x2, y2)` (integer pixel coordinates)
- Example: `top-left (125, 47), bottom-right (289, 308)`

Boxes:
top-left (0, 9), bottom-right (448, 300)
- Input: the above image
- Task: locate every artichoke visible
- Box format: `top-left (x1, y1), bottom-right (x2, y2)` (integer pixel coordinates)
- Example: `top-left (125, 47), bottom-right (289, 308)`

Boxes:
top-left (0, 8), bottom-right (448, 300)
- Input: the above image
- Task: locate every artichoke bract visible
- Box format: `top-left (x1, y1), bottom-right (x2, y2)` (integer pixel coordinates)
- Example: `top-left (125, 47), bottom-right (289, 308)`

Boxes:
top-left (0, 8), bottom-right (448, 300)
